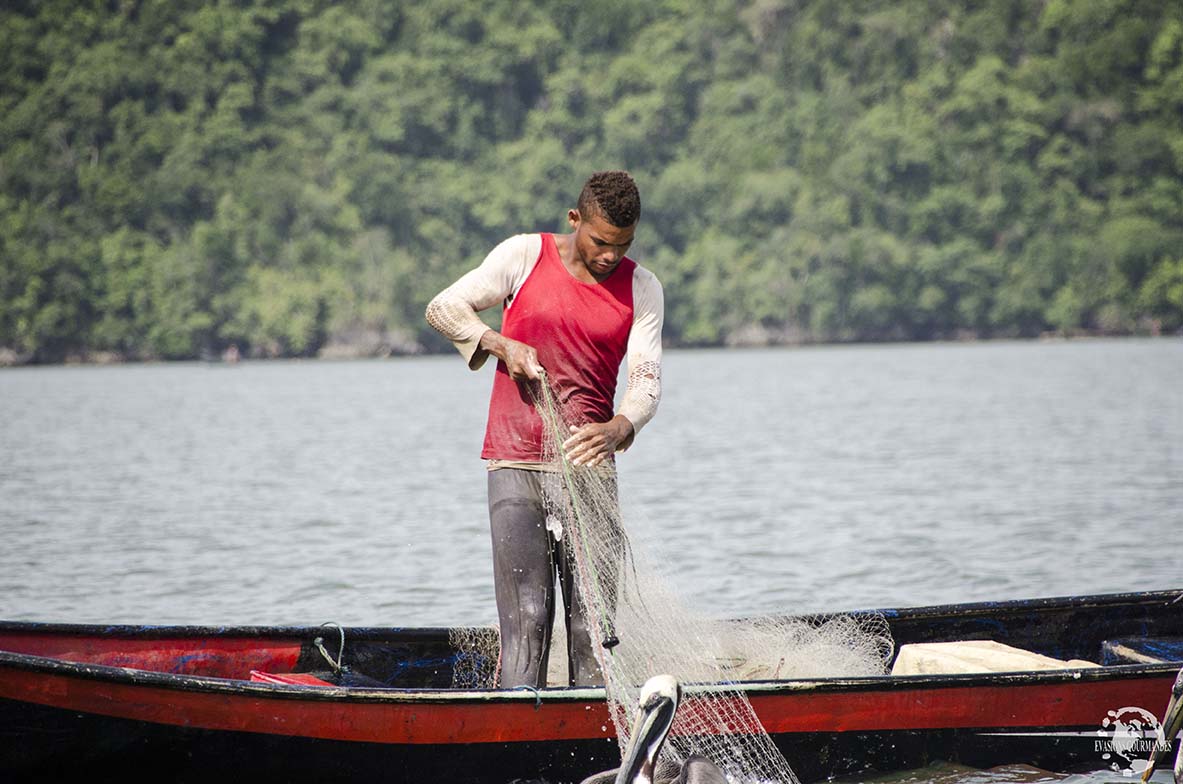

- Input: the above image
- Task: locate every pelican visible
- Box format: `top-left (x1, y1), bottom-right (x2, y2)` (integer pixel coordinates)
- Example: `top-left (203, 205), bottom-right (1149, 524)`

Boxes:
top-left (1143, 666), bottom-right (1183, 783)
top-left (580, 674), bottom-right (727, 784)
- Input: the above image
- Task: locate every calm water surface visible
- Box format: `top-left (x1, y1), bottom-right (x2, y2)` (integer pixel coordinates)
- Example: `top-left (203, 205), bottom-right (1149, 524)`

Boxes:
top-left (1, 339), bottom-right (1180, 782)
top-left (1, 338), bottom-right (1179, 625)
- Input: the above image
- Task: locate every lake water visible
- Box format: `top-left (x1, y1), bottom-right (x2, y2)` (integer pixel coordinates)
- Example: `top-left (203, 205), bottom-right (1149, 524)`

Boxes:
top-left (1, 338), bottom-right (1179, 626)
top-left (1, 339), bottom-right (1180, 781)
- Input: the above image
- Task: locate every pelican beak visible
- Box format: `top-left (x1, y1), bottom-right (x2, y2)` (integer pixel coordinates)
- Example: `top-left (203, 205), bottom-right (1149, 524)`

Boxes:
top-left (616, 675), bottom-right (680, 784)
top-left (1142, 669), bottom-right (1183, 782)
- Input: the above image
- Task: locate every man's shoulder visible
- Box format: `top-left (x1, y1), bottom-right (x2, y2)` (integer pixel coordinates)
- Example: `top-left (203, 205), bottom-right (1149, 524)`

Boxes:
top-left (485, 233), bottom-right (544, 268)
top-left (627, 261), bottom-right (663, 316)
top-left (629, 260), bottom-right (662, 289)
top-left (492, 233), bottom-right (542, 252)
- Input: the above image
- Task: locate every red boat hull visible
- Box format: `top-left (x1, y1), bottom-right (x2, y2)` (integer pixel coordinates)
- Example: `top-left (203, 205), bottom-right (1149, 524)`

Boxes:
top-left (2, 590), bottom-right (1180, 782)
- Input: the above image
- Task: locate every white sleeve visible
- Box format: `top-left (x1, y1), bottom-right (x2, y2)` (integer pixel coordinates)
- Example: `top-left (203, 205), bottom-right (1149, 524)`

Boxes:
top-left (425, 234), bottom-right (542, 370)
top-left (617, 265), bottom-right (663, 436)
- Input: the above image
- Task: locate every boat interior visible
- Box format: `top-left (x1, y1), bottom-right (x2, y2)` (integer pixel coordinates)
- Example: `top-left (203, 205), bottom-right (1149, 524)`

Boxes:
top-left (1, 592), bottom-right (1181, 689)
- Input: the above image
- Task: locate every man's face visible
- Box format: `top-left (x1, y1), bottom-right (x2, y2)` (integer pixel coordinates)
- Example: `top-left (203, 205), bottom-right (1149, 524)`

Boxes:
top-left (569, 208), bottom-right (636, 279)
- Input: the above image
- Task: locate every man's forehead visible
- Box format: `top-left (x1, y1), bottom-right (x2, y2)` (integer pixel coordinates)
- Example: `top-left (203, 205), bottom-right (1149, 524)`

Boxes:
top-left (583, 211), bottom-right (636, 243)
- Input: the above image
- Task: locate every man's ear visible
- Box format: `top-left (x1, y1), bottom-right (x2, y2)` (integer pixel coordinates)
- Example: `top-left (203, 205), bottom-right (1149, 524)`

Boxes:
top-left (567, 208), bottom-right (581, 230)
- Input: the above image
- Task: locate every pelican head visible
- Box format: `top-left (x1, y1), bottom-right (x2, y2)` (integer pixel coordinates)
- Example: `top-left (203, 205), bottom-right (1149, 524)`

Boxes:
top-left (580, 675), bottom-right (727, 784)
top-left (616, 675), bottom-right (681, 784)
top-left (1142, 667), bottom-right (1183, 783)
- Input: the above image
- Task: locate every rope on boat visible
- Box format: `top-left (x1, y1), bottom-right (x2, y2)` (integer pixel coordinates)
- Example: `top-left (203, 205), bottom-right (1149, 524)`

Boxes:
top-left (313, 622), bottom-right (345, 673)
top-left (512, 684), bottom-right (543, 710)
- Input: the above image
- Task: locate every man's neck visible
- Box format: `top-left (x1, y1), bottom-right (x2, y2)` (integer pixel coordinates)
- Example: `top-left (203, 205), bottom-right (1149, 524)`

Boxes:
top-left (553, 232), bottom-right (607, 284)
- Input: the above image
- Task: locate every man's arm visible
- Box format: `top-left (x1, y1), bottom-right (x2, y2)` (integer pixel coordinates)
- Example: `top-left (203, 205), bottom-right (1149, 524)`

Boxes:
top-left (425, 234), bottom-right (542, 371)
top-left (476, 329), bottom-right (543, 381)
top-left (564, 267), bottom-right (664, 466)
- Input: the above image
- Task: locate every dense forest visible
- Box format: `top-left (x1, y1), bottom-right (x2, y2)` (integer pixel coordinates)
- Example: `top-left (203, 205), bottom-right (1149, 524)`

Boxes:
top-left (2, 0), bottom-right (1182, 364)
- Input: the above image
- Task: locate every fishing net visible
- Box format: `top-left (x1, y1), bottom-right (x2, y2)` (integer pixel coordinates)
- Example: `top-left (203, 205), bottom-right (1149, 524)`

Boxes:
top-left (453, 374), bottom-right (894, 783)
top-left (449, 625), bottom-right (500, 689)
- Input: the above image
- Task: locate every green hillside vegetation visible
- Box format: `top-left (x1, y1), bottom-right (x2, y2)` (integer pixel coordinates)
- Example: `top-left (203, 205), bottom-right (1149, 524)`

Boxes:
top-left (2, 0), bottom-right (1182, 363)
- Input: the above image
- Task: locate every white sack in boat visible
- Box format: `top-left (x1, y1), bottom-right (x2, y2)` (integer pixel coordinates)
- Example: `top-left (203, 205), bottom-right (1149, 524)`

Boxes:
top-left (890, 640), bottom-right (1100, 675)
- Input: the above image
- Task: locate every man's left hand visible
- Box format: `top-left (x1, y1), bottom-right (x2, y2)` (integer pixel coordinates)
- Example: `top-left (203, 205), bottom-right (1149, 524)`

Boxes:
top-left (563, 416), bottom-right (635, 467)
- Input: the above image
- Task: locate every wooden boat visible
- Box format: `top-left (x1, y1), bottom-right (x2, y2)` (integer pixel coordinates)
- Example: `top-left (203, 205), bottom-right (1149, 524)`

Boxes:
top-left (2, 589), bottom-right (1180, 782)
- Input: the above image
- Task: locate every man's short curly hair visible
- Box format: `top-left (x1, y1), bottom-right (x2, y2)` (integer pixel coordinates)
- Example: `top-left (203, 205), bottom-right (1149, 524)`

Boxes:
top-left (577, 170), bottom-right (641, 228)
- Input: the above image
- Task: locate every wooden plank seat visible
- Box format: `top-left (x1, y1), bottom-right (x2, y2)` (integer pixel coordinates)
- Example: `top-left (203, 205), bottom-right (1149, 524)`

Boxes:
top-left (1101, 636), bottom-right (1183, 665)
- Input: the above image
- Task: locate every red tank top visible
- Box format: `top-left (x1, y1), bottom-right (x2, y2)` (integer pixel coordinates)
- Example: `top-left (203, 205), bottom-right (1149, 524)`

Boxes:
top-left (482, 233), bottom-right (636, 461)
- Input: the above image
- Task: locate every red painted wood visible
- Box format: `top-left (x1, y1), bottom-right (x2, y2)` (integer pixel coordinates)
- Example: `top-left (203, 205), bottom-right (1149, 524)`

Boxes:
top-left (0, 667), bottom-right (615, 743)
top-left (0, 666), bottom-right (1174, 745)
top-left (250, 671), bottom-right (335, 686)
top-left (749, 675), bottom-right (1175, 733)
top-left (0, 634), bottom-right (301, 678)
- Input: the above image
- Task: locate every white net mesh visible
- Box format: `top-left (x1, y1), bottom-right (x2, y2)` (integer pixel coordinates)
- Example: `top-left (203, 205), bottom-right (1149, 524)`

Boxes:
top-left (453, 374), bottom-right (894, 782)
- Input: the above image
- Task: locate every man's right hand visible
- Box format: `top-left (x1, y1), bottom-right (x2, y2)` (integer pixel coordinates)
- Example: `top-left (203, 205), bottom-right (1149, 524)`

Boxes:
top-left (480, 330), bottom-right (543, 381)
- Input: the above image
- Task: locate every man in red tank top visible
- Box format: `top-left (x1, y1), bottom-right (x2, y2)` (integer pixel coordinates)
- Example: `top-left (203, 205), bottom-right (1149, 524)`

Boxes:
top-left (426, 172), bottom-right (664, 688)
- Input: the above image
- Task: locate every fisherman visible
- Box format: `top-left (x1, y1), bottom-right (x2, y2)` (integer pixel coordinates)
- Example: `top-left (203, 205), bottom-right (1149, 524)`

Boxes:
top-left (425, 170), bottom-right (663, 688)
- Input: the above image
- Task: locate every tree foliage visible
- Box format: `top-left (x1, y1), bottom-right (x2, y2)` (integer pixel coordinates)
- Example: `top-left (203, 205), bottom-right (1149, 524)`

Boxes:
top-left (2, 0), bottom-right (1181, 362)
